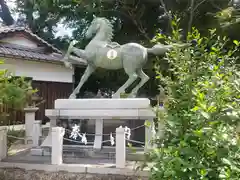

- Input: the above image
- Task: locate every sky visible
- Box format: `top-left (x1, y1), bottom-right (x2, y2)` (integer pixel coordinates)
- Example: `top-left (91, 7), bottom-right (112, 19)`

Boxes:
top-left (6, 0), bottom-right (73, 37)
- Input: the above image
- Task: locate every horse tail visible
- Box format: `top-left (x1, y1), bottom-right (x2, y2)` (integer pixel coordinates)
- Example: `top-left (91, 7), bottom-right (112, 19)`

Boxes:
top-left (147, 44), bottom-right (172, 55)
top-left (147, 43), bottom-right (190, 55)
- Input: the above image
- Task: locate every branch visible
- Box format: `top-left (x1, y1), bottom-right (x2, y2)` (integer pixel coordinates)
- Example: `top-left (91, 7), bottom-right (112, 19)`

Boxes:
top-left (188, 0), bottom-right (195, 33)
top-left (187, 0), bottom-right (209, 33)
top-left (127, 9), bottom-right (151, 41)
top-left (209, 0), bottom-right (224, 11)
top-left (0, 0), bottom-right (14, 26)
top-left (221, 17), bottom-right (240, 28)
top-left (159, 0), bottom-right (173, 32)
top-left (193, 0), bottom-right (208, 11)
top-left (117, 2), bottom-right (151, 41)
top-left (86, 1), bottom-right (152, 41)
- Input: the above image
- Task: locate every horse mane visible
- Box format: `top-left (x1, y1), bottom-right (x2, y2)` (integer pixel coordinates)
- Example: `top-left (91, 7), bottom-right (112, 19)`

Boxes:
top-left (96, 17), bottom-right (114, 42)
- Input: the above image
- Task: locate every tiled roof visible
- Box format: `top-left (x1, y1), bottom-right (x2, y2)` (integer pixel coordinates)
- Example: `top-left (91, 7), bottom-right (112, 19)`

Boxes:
top-left (0, 26), bottom-right (86, 65)
top-left (0, 26), bottom-right (62, 54)
top-left (0, 43), bottom-right (63, 62)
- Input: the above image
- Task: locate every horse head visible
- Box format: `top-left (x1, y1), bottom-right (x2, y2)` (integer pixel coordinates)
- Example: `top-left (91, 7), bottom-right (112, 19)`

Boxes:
top-left (85, 17), bottom-right (114, 41)
top-left (86, 18), bottom-right (100, 39)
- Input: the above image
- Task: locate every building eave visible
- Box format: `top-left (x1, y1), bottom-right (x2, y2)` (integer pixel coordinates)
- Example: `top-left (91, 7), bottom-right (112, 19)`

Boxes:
top-left (0, 26), bottom-right (62, 54)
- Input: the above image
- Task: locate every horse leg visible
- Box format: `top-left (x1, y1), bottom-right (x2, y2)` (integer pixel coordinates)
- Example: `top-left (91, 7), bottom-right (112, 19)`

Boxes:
top-left (112, 73), bottom-right (138, 98)
top-left (69, 65), bottom-right (95, 99)
top-left (71, 47), bottom-right (87, 59)
top-left (62, 41), bottom-right (76, 68)
top-left (64, 41), bottom-right (87, 67)
top-left (128, 69), bottom-right (149, 98)
top-left (63, 41), bottom-right (75, 59)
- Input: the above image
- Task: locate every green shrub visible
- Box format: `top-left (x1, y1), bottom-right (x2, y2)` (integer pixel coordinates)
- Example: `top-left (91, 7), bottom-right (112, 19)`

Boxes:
top-left (0, 60), bottom-right (35, 125)
top-left (148, 17), bottom-right (240, 180)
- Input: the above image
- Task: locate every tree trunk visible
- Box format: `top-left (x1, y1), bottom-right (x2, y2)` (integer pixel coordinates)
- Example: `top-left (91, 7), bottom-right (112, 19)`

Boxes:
top-left (0, 0), bottom-right (14, 26)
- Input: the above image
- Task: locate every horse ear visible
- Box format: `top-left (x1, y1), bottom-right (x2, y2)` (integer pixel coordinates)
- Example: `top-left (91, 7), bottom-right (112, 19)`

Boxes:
top-left (93, 14), bottom-right (96, 19)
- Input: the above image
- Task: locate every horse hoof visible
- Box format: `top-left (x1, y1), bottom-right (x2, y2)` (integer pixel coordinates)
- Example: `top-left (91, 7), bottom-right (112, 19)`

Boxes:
top-left (128, 93), bottom-right (137, 98)
top-left (64, 61), bottom-right (73, 69)
top-left (69, 94), bottom-right (76, 99)
top-left (112, 94), bottom-right (120, 99)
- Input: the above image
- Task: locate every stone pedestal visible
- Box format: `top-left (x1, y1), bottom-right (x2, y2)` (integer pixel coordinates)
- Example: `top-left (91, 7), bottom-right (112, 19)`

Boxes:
top-left (24, 107), bottom-right (39, 145)
top-left (39, 98), bottom-right (155, 155)
top-left (0, 127), bottom-right (7, 161)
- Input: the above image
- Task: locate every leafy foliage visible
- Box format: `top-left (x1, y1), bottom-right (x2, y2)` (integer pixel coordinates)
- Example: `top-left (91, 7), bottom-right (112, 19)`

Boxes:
top-left (15, 1), bottom-right (235, 98)
top-left (148, 17), bottom-right (240, 179)
top-left (16, 0), bottom-right (232, 47)
top-left (0, 60), bottom-right (35, 125)
top-left (215, 6), bottom-right (240, 29)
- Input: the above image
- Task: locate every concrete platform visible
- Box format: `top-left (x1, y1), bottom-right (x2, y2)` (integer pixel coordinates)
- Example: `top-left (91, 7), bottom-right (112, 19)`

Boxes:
top-left (42, 98), bottom-right (155, 150)
top-left (47, 98), bottom-right (155, 119)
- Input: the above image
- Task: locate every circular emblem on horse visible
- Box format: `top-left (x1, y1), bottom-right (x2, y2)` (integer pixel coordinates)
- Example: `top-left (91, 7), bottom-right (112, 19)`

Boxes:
top-left (107, 49), bottom-right (118, 60)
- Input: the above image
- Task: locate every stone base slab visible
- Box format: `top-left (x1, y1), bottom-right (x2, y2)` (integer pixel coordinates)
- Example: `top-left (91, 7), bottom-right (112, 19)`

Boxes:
top-left (42, 98), bottom-right (155, 153)
top-left (45, 109), bottom-right (155, 119)
top-left (54, 98), bottom-right (151, 109)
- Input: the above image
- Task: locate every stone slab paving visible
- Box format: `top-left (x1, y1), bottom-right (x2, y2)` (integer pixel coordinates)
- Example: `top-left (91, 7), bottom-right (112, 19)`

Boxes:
top-left (1, 141), bottom-right (149, 179)
top-left (8, 143), bottom-right (32, 156)
top-left (0, 151), bottom-right (149, 179)
top-left (4, 149), bottom-right (141, 169)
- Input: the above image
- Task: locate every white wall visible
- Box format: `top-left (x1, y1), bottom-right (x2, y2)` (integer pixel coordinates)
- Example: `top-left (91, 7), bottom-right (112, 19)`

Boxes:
top-left (1, 58), bottom-right (74, 83)
top-left (1, 36), bottom-right (38, 48)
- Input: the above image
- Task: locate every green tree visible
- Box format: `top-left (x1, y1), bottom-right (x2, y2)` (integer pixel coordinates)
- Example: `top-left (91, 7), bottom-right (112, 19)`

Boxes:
top-left (15, 0), bottom-right (235, 97)
top-left (0, 60), bottom-right (35, 125)
top-left (15, 0), bottom-right (233, 45)
top-left (146, 17), bottom-right (240, 179)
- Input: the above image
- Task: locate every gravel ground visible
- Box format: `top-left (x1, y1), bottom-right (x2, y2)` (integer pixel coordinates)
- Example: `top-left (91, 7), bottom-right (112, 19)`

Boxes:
top-left (0, 168), bottom-right (147, 180)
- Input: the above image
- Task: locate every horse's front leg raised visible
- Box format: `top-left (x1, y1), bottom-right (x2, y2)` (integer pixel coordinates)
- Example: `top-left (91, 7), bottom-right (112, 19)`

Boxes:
top-left (71, 47), bottom-right (87, 60)
top-left (63, 41), bottom-right (87, 68)
top-left (69, 65), bottom-right (95, 99)
top-left (62, 41), bottom-right (75, 69)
